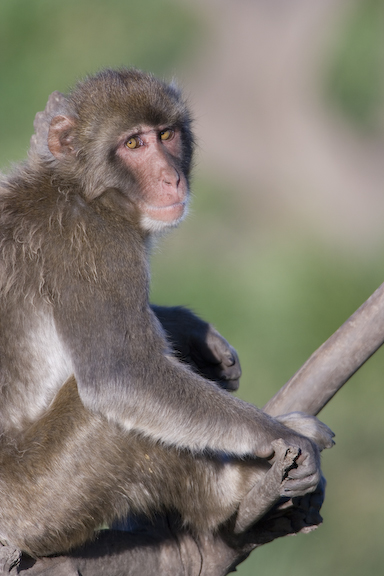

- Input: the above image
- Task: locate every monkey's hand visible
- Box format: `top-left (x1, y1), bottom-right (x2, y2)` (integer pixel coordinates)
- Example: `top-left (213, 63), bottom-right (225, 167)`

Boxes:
top-left (268, 412), bottom-right (332, 498)
top-left (151, 305), bottom-right (241, 390)
top-left (254, 422), bottom-right (322, 498)
top-left (275, 434), bottom-right (321, 498)
top-left (276, 412), bottom-right (335, 451)
top-left (253, 412), bottom-right (333, 497)
top-left (272, 413), bottom-right (333, 497)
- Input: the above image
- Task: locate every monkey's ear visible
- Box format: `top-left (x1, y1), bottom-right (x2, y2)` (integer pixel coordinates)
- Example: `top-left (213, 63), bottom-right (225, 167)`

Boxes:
top-left (30, 91), bottom-right (70, 159)
top-left (48, 115), bottom-right (77, 158)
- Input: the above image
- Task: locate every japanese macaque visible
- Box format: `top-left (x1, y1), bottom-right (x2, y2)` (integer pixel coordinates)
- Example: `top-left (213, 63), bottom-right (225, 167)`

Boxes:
top-left (0, 69), bottom-right (331, 557)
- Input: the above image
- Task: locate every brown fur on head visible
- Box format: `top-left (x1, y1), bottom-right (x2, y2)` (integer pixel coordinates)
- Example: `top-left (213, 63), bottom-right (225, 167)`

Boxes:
top-left (31, 68), bottom-right (194, 202)
top-left (69, 69), bottom-right (190, 137)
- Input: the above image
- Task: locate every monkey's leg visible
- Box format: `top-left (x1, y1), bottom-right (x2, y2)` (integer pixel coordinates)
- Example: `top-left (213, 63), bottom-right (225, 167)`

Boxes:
top-left (0, 377), bottom-right (119, 556)
top-left (0, 378), bottom-right (261, 557)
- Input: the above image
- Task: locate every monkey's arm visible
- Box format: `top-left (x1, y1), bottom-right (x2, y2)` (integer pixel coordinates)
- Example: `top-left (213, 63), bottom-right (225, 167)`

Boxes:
top-left (151, 305), bottom-right (241, 390)
top-left (52, 235), bottom-right (319, 497)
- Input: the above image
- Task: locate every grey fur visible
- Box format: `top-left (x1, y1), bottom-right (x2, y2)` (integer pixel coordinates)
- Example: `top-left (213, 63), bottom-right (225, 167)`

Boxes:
top-left (0, 68), bottom-right (325, 557)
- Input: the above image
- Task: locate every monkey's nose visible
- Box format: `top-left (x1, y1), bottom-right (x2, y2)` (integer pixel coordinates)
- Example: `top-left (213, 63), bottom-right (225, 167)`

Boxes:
top-left (163, 168), bottom-right (180, 187)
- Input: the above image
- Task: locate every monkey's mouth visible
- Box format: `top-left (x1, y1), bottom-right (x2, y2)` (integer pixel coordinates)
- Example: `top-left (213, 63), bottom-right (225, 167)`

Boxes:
top-left (142, 200), bottom-right (188, 223)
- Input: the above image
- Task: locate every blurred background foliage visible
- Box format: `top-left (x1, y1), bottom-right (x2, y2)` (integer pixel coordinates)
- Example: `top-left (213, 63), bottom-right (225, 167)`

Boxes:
top-left (0, 0), bottom-right (199, 163)
top-left (1, 0), bottom-right (384, 574)
top-left (326, 0), bottom-right (384, 131)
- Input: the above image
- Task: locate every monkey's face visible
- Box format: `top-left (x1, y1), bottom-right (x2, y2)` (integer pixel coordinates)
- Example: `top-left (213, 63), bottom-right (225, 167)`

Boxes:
top-left (48, 116), bottom-right (190, 235)
top-left (115, 124), bottom-right (189, 234)
top-left (45, 69), bottom-right (194, 236)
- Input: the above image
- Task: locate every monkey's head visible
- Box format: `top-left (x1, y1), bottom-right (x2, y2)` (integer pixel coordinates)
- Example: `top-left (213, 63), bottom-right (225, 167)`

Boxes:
top-left (31, 68), bottom-right (194, 234)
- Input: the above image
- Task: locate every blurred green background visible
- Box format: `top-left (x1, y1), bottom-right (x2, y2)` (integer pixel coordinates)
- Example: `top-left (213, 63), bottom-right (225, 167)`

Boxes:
top-left (1, 0), bottom-right (384, 574)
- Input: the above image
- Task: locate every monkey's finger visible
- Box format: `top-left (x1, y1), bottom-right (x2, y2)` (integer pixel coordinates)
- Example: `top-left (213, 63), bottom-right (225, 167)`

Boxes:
top-left (210, 360), bottom-right (241, 389)
top-left (207, 337), bottom-right (242, 389)
top-left (191, 330), bottom-right (242, 389)
top-left (285, 459), bottom-right (320, 483)
top-left (203, 326), bottom-right (240, 362)
top-left (215, 346), bottom-right (242, 388)
top-left (276, 412), bottom-right (335, 451)
top-left (281, 472), bottom-right (320, 497)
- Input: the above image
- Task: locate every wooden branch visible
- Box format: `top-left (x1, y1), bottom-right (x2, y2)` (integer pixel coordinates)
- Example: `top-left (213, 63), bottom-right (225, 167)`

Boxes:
top-left (234, 440), bottom-right (300, 534)
top-left (4, 280), bottom-right (384, 575)
top-left (263, 280), bottom-right (384, 417)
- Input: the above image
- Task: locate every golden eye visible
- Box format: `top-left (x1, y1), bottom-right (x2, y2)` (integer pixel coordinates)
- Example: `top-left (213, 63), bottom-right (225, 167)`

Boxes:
top-left (126, 136), bottom-right (139, 149)
top-left (160, 129), bottom-right (174, 141)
